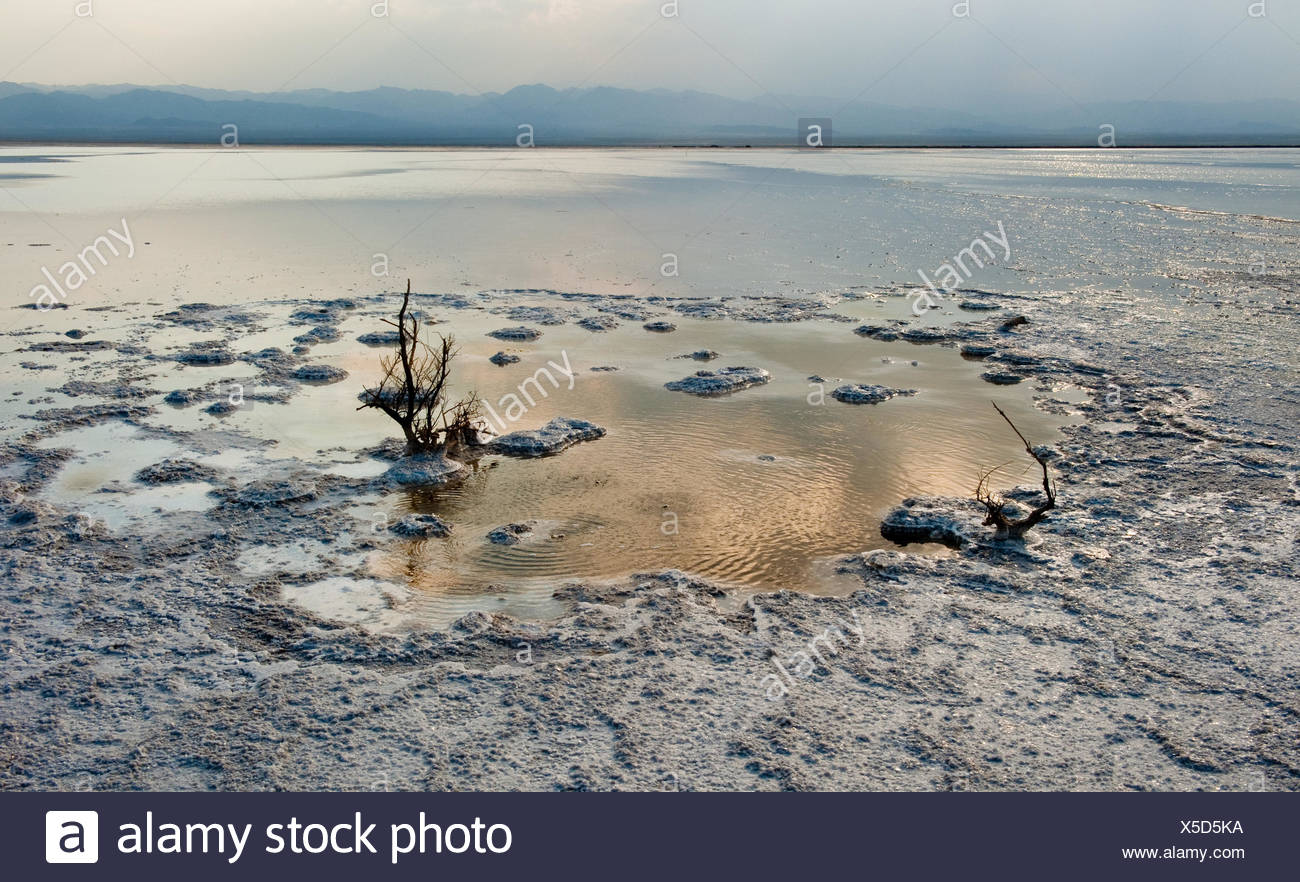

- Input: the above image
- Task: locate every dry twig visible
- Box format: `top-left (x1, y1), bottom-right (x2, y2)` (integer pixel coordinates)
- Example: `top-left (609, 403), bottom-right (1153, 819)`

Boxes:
top-left (974, 401), bottom-right (1057, 539)
top-left (357, 280), bottom-right (483, 454)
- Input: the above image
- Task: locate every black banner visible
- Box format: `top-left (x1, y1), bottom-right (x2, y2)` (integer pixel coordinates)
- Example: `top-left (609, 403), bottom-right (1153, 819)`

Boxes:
top-left (8, 792), bottom-right (1291, 880)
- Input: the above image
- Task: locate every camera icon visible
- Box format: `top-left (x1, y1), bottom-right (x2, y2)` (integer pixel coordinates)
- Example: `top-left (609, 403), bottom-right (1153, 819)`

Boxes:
top-left (46, 811), bottom-right (99, 863)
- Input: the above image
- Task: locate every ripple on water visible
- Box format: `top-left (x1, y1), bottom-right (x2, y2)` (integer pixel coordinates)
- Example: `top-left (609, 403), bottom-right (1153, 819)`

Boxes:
top-left (357, 317), bottom-right (1064, 628)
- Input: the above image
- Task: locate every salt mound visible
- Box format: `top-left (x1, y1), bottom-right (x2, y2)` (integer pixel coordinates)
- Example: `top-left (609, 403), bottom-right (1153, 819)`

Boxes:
top-left (488, 417), bottom-right (606, 457)
top-left (487, 326), bottom-right (542, 342)
top-left (830, 384), bottom-right (916, 405)
top-left (390, 514), bottom-right (452, 539)
top-left (358, 331), bottom-right (401, 346)
top-left (665, 366), bottom-right (771, 396)
top-left (383, 452), bottom-right (467, 488)
top-left (293, 364), bottom-right (349, 384)
top-left (486, 522), bottom-right (533, 545)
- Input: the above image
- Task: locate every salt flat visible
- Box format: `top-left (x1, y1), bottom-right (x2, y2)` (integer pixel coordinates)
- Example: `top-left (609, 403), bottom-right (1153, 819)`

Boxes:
top-left (0, 148), bottom-right (1296, 791)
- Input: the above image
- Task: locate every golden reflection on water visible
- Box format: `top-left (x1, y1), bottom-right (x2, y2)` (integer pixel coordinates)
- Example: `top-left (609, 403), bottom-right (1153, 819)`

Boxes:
top-left (361, 299), bottom-right (1071, 625)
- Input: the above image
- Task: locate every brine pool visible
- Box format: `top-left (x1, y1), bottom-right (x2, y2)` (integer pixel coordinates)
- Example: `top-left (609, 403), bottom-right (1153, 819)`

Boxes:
top-left (11, 289), bottom-right (1078, 627)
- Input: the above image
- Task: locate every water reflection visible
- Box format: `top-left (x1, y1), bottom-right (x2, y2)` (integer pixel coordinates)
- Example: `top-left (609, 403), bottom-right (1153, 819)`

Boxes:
top-left (362, 303), bottom-right (1069, 626)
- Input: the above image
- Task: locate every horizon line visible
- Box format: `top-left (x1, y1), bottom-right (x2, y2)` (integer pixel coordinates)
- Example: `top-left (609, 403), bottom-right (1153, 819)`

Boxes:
top-left (5, 140), bottom-right (1300, 150)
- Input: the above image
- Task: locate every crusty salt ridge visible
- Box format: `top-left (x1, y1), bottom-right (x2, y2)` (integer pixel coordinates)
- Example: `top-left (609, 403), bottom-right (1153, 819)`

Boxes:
top-left (0, 267), bottom-right (1296, 791)
top-left (487, 417), bottom-right (606, 457)
top-left (381, 451), bottom-right (467, 488)
top-left (665, 366), bottom-right (771, 396)
top-left (830, 384), bottom-right (916, 405)
top-left (577, 316), bottom-right (620, 332)
top-left (357, 330), bottom-right (401, 346)
top-left (292, 364), bottom-right (349, 384)
top-left (486, 522), bottom-right (535, 545)
top-left (389, 514), bottom-right (452, 539)
top-left (982, 370), bottom-right (1023, 385)
top-left (486, 325), bottom-right (542, 341)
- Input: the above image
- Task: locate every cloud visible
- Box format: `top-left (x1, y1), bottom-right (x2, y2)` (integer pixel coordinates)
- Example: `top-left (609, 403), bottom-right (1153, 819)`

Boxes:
top-left (1, 0), bottom-right (1296, 106)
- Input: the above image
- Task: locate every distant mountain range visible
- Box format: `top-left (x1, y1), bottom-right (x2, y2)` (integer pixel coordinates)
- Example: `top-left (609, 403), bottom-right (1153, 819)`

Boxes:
top-left (1, 82), bottom-right (1297, 146)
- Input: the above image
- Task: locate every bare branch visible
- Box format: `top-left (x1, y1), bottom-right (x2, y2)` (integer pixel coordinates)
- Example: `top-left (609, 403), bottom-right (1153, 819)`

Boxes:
top-left (356, 279), bottom-right (483, 455)
top-left (975, 402), bottom-right (1058, 540)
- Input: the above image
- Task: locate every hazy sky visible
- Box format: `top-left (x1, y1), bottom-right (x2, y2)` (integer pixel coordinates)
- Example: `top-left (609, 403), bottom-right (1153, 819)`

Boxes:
top-left (3, 0), bottom-right (1298, 106)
